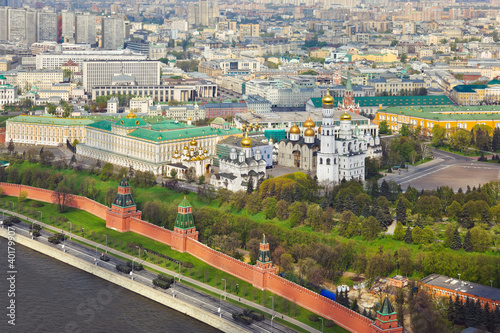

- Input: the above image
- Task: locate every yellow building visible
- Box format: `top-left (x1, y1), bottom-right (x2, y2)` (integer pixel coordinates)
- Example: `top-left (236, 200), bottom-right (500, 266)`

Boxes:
top-left (374, 105), bottom-right (500, 136)
top-left (310, 49), bottom-right (330, 59)
top-left (450, 80), bottom-right (500, 106)
top-left (351, 53), bottom-right (398, 63)
top-left (6, 116), bottom-right (92, 146)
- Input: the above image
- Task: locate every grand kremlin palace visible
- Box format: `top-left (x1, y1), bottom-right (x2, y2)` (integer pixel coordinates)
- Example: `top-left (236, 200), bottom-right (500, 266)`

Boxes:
top-left (374, 105), bottom-right (500, 136)
top-left (76, 112), bottom-right (242, 175)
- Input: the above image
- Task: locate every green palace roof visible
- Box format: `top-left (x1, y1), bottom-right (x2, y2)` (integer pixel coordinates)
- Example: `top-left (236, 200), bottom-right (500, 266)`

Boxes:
top-left (8, 115), bottom-right (94, 126)
top-left (128, 125), bottom-right (241, 143)
top-left (115, 117), bottom-right (147, 127)
top-left (452, 85), bottom-right (488, 93)
top-left (382, 105), bottom-right (500, 121)
top-left (150, 120), bottom-right (192, 131)
top-left (310, 95), bottom-right (453, 108)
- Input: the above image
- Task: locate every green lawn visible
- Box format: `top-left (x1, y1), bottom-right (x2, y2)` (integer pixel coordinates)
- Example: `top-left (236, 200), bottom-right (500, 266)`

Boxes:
top-left (1, 195), bottom-right (347, 333)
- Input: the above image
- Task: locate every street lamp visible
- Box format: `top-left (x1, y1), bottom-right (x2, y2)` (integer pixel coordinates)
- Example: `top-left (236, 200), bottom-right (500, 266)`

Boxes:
top-left (9, 201), bottom-right (14, 211)
top-left (219, 293), bottom-right (223, 318)
top-left (318, 317), bottom-right (324, 333)
top-left (458, 273), bottom-right (461, 281)
top-left (222, 278), bottom-right (227, 300)
top-left (67, 222), bottom-right (72, 239)
top-left (105, 234), bottom-right (108, 253)
top-left (38, 210), bottom-right (42, 223)
top-left (131, 258), bottom-right (138, 280)
top-left (269, 296), bottom-right (275, 333)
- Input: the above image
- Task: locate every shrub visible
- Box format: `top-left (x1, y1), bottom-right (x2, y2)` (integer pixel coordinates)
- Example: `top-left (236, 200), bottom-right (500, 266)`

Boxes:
top-left (325, 320), bottom-right (335, 327)
top-left (182, 261), bottom-right (194, 268)
top-left (309, 314), bottom-right (319, 322)
top-left (30, 201), bottom-right (44, 208)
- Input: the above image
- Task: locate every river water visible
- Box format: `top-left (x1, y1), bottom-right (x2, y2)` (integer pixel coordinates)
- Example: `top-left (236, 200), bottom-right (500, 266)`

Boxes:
top-left (0, 237), bottom-right (220, 333)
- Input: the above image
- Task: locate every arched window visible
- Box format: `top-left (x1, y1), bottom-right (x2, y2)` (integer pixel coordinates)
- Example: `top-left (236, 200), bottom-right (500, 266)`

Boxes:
top-left (326, 158), bottom-right (331, 165)
top-left (319, 158), bottom-right (323, 164)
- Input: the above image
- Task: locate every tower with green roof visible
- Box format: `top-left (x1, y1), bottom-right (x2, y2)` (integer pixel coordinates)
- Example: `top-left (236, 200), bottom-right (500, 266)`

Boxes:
top-left (171, 196), bottom-right (199, 252)
top-left (253, 234), bottom-right (275, 290)
top-left (256, 234), bottom-right (272, 270)
top-left (106, 177), bottom-right (142, 232)
top-left (372, 296), bottom-right (402, 332)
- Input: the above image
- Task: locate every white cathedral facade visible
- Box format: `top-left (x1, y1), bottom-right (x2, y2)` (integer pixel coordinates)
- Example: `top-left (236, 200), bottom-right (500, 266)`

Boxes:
top-left (316, 90), bottom-right (373, 184)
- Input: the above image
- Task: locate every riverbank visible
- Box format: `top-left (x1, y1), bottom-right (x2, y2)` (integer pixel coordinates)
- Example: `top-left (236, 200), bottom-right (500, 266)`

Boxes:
top-left (0, 227), bottom-right (246, 333)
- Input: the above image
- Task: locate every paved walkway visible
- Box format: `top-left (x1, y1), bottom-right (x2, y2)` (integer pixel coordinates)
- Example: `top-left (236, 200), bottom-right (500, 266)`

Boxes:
top-left (2, 209), bottom-right (322, 333)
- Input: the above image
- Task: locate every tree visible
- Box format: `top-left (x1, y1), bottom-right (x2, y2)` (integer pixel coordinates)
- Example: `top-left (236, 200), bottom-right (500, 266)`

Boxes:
top-left (69, 154), bottom-right (77, 166)
top-left (100, 163), bottom-right (114, 181)
top-left (246, 177), bottom-right (254, 193)
top-left (361, 216), bottom-right (381, 241)
top-left (305, 203), bottom-right (323, 230)
top-left (450, 228), bottom-right (462, 250)
top-left (450, 130), bottom-right (472, 153)
top-left (170, 169), bottom-right (177, 179)
top-left (446, 201), bottom-right (462, 218)
top-left (46, 103), bottom-right (57, 115)
top-left (275, 200), bottom-right (289, 220)
top-left (18, 190), bottom-right (28, 202)
top-left (410, 291), bottom-right (447, 332)
top-left (469, 226), bottom-right (492, 252)
top-left (400, 53), bottom-right (407, 63)
top-left (40, 151), bottom-right (55, 166)
top-left (463, 230), bottom-right (473, 252)
top-left (7, 139), bottom-right (14, 155)
top-left (492, 127), bottom-right (500, 152)
top-left (431, 125), bottom-right (446, 146)
top-left (412, 226), bottom-right (424, 244)
top-left (288, 202), bottom-right (307, 227)
top-left (396, 198), bottom-right (407, 224)
top-left (393, 222), bottom-right (405, 241)
top-left (404, 227), bottom-right (413, 244)
top-left (379, 120), bottom-right (391, 135)
top-left (280, 253), bottom-right (294, 273)
top-left (264, 197), bottom-right (277, 219)
top-left (52, 184), bottom-right (73, 213)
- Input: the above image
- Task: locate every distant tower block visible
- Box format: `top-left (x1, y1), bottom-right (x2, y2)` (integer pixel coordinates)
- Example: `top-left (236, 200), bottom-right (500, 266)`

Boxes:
top-left (106, 177), bottom-right (142, 232)
top-left (171, 196), bottom-right (199, 252)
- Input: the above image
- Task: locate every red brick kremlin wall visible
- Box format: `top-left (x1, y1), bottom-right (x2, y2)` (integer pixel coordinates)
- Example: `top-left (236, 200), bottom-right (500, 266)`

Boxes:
top-left (0, 182), bottom-right (378, 333)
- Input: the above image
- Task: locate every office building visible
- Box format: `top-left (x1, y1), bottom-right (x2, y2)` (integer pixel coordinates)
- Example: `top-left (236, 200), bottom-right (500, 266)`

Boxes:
top-left (83, 60), bottom-right (161, 91)
top-left (36, 50), bottom-right (146, 70)
top-left (61, 10), bottom-right (75, 42)
top-left (37, 10), bottom-right (57, 42)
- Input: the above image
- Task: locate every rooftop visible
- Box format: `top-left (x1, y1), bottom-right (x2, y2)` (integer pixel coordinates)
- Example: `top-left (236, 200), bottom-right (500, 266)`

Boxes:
top-left (380, 105), bottom-right (500, 121)
top-left (237, 110), bottom-right (369, 124)
top-left (8, 116), bottom-right (94, 126)
top-left (310, 95), bottom-right (453, 108)
top-left (420, 274), bottom-right (500, 302)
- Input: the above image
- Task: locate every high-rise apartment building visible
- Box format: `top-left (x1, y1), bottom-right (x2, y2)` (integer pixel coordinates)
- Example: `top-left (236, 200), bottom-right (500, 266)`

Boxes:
top-left (75, 13), bottom-right (96, 45)
top-left (61, 10), bottom-right (75, 42)
top-left (0, 7), bottom-right (9, 40)
top-left (37, 10), bottom-right (57, 42)
top-left (198, 0), bottom-right (218, 27)
top-left (240, 24), bottom-right (259, 38)
top-left (101, 17), bottom-right (124, 50)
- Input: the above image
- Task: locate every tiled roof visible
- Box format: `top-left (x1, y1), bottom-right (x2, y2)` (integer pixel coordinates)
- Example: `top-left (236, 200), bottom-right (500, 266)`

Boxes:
top-left (381, 105), bottom-right (500, 121)
top-left (8, 115), bottom-right (94, 126)
top-left (310, 95), bottom-right (453, 108)
top-left (127, 125), bottom-right (241, 142)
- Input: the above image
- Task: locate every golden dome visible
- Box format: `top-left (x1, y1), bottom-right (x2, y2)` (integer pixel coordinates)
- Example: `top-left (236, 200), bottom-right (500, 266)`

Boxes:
top-left (240, 132), bottom-right (253, 148)
top-left (242, 124), bottom-right (247, 128)
top-left (322, 89), bottom-right (334, 106)
top-left (190, 138), bottom-right (197, 146)
top-left (290, 125), bottom-right (300, 134)
top-left (183, 145), bottom-right (188, 150)
top-left (190, 147), bottom-right (195, 151)
top-left (126, 110), bottom-right (137, 119)
top-left (188, 117), bottom-right (192, 120)
top-left (303, 115), bottom-right (315, 128)
top-left (185, 152), bottom-right (190, 157)
top-left (340, 112), bottom-right (351, 121)
top-left (304, 128), bottom-right (315, 137)
top-left (318, 126), bottom-right (321, 133)
top-left (203, 149), bottom-right (208, 154)
top-left (199, 146), bottom-right (203, 150)
top-left (174, 150), bottom-right (179, 154)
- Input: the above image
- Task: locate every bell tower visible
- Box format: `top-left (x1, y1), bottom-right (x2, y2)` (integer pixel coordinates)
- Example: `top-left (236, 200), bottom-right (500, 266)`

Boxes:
top-left (253, 234), bottom-right (276, 290)
top-left (371, 296), bottom-right (403, 333)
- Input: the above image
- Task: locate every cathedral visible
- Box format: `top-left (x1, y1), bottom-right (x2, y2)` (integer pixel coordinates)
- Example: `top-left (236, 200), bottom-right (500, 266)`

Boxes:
top-left (337, 73), bottom-right (361, 115)
top-left (210, 131), bottom-right (267, 192)
top-left (316, 89), bottom-right (371, 185)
